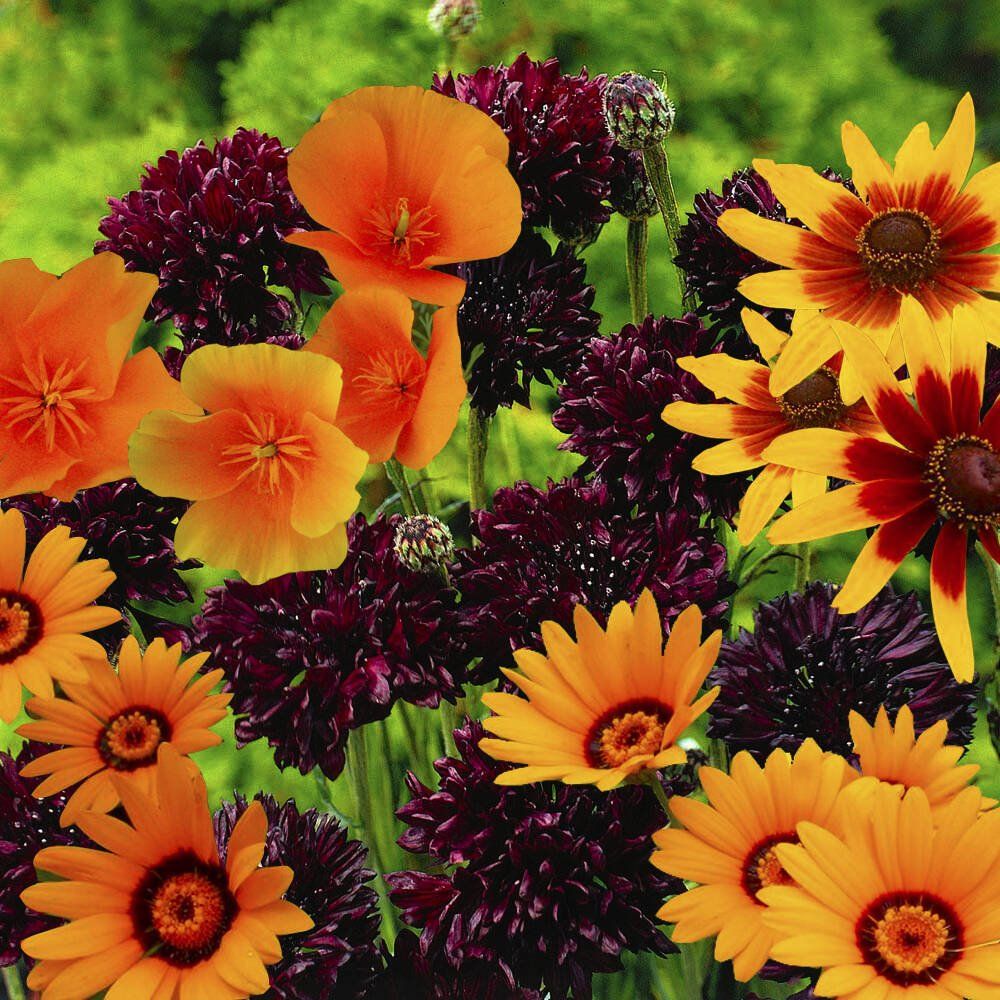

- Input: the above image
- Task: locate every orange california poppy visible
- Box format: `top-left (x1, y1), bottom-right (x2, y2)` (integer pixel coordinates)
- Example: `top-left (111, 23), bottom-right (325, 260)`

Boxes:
top-left (763, 299), bottom-right (996, 681)
top-left (0, 253), bottom-right (196, 500)
top-left (0, 509), bottom-right (119, 724)
top-left (128, 343), bottom-right (368, 585)
top-left (18, 635), bottom-right (230, 827)
top-left (661, 309), bottom-right (884, 544)
top-left (304, 285), bottom-right (466, 468)
top-left (286, 85), bottom-right (523, 306)
top-left (21, 744), bottom-right (312, 1000)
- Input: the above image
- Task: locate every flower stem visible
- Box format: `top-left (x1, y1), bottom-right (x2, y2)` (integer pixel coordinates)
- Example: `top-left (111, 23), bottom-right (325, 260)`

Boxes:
top-left (976, 541), bottom-right (1000, 664)
top-left (641, 142), bottom-right (690, 309)
top-left (467, 406), bottom-right (491, 514)
top-left (645, 771), bottom-right (673, 818)
top-left (794, 541), bottom-right (813, 592)
top-left (626, 217), bottom-right (650, 324)
top-left (2, 965), bottom-right (26, 1000)
top-left (384, 458), bottom-right (421, 516)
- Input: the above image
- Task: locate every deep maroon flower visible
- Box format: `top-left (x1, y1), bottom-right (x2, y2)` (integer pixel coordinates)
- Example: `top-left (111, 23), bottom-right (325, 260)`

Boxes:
top-left (184, 514), bottom-right (464, 779)
top-left (709, 582), bottom-right (976, 761)
top-left (985, 343), bottom-right (1000, 413)
top-left (388, 722), bottom-right (679, 1000)
top-left (96, 128), bottom-right (330, 375)
top-left (454, 228), bottom-right (600, 415)
top-left (608, 150), bottom-right (657, 221)
top-left (452, 477), bottom-right (731, 684)
top-left (434, 54), bottom-right (621, 235)
top-left (2, 480), bottom-right (195, 655)
top-left (553, 313), bottom-right (750, 519)
top-left (214, 794), bottom-right (380, 999)
top-left (0, 742), bottom-right (82, 967)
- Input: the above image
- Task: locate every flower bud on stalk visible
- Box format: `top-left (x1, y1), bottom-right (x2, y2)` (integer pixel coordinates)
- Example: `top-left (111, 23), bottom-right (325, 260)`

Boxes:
top-left (394, 515), bottom-right (456, 575)
top-left (428, 0), bottom-right (479, 73)
top-left (610, 151), bottom-right (658, 322)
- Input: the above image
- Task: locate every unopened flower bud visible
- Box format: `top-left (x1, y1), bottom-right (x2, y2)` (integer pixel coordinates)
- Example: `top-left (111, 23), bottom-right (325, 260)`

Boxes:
top-left (394, 515), bottom-right (456, 573)
top-left (551, 215), bottom-right (604, 249)
top-left (427, 0), bottom-right (481, 41)
top-left (603, 72), bottom-right (675, 150)
top-left (609, 150), bottom-right (658, 220)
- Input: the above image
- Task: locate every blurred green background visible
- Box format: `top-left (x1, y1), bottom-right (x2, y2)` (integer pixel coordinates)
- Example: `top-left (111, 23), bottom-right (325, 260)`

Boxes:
top-left (1, 1), bottom-right (998, 994)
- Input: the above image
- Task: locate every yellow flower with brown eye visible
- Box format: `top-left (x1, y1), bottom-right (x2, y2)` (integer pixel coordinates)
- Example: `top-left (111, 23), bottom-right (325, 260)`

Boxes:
top-left (478, 590), bottom-right (721, 791)
top-left (661, 308), bottom-right (884, 545)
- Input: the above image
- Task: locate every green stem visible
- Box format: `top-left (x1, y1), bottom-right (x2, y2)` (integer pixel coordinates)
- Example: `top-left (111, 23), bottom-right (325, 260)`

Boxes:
top-left (2, 965), bottom-right (25, 1000)
top-left (625, 217), bottom-right (649, 324)
top-left (384, 458), bottom-right (420, 516)
top-left (467, 407), bottom-right (491, 514)
top-left (645, 771), bottom-right (673, 819)
top-left (439, 698), bottom-right (460, 756)
top-left (976, 541), bottom-right (1000, 664)
top-left (794, 541), bottom-right (813, 592)
top-left (641, 142), bottom-right (691, 308)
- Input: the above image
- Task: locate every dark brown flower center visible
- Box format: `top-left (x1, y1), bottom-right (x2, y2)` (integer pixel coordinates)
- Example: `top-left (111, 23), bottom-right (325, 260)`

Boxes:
top-left (778, 367), bottom-right (846, 429)
top-left (584, 698), bottom-right (673, 768)
top-left (857, 209), bottom-right (941, 291)
top-left (857, 892), bottom-right (962, 986)
top-left (132, 852), bottom-right (236, 967)
top-left (98, 706), bottom-right (173, 771)
top-left (924, 435), bottom-right (1000, 529)
top-left (0, 590), bottom-right (42, 664)
top-left (741, 833), bottom-right (798, 898)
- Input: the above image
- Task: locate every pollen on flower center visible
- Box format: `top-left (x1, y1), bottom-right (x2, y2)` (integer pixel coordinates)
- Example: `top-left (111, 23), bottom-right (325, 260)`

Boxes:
top-left (778, 366), bottom-right (846, 429)
top-left (353, 350), bottom-right (426, 412)
top-left (857, 209), bottom-right (941, 291)
top-left (0, 590), bottom-right (42, 664)
top-left (741, 834), bottom-right (797, 897)
top-left (924, 434), bottom-right (1000, 529)
top-left (98, 707), bottom-right (173, 771)
top-left (222, 413), bottom-right (312, 494)
top-left (367, 197), bottom-right (439, 263)
top-left (584, 699), bottom-right (672, 768)
top-left (0, 358), bottom-right (96, 451)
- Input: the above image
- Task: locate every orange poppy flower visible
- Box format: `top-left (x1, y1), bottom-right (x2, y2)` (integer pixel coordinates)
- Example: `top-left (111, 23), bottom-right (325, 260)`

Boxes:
top-left (21, 744), bottom-right (312, 1000)
top-left (304, 285), bottom-right (465, 468)
top-left (0, 253), bottom-right (196, 500)
top-left (128, 343), bottom-right (368, 585)
top-left (719, 95), bottom-right (1000, 340)
top-left (0, 508), bottom-right (119, 724)
top-left (18, 635), bottom-right (230, 827)
top-left (286, 85), bottom-right (522, 306)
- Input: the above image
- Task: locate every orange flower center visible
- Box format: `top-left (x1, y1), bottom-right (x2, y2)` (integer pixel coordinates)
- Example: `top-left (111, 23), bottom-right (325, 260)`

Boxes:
top-left (778, 366), bottom-right (845, 429)
top-left (133, 853), bottom-right (235, 967)
top-left (741, 833), bottom-right (797, 898)
top-left (584, 699), bottom-right (673, 768)
top-left (857, 892), bottom-right (962, 986)
top-left (366, 196), bottom-right (438, 264)
top-left (98, 706), bottom-right (172, 771)
top-left (222, 413), bottom-right (312, 494)
top-left (353, 349), bottom-right (426, 417)
top-left (857, 209), bottom-right (941, 292)
top-left (924, 434), bottom-right (1000, 530)
top-left (0, 590), bottom-right (42, 664)
top-left (0, 358), bottom-right (95, 451)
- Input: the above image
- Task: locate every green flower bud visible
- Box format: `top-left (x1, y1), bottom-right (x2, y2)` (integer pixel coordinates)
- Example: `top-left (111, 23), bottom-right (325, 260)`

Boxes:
top-left (603, 73), bottom-right (675, 151)
top-left (394, 515), bottom-right (456, 573)
top-left (427, 0), bottom-right (481, 41)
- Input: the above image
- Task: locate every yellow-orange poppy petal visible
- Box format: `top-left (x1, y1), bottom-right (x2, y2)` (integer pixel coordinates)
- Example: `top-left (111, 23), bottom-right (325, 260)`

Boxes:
top-left (929, 520), bottom-right (975, 682)
top-left (736, 464), bottom-right (794, 544)
top-left (0, 506), bottom-right (27, 592)
top-left (0, 258), bottom-right (57, 352)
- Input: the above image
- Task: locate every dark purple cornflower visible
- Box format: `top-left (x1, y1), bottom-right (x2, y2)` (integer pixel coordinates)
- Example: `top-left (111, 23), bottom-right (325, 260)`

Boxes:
top-left (434, 53), bottom-right (621, 236)
top-left (96, 128), bottom-right (330, 375)
top-left (985, 343), bottom-right (1000, 413)
top-left (553, 313), bottom-right (750, 519)
top-left (454, 228), bottom-right (600, 415)
top-left (453, 477), bottom-right (732, 684)
top-left (184, 514), bottom-right (464, 780)
top-left (214, 794), bottom-right (381, 999)
top-left (709, 582), bottom-right (976, 760)
top-left (388, 722), bottom-right (679, 1000)
top-left (2, 480), bottom-right (195, 655)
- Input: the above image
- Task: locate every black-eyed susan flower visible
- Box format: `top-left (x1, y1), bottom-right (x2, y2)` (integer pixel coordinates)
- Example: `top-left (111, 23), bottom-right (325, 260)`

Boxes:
top-left (761, 783), bottom-right (1000, 998)
top-left (662, 309), bottom-right (883, 544)
top-left (18, 635), bottom-right (230, 827)
top-left (763, 299), bottom-right (998, 681)
top-left (21, 744), bottom-right (312, 1000)
top-left (478, 590), bottom-right (721, 790)
top-left (651, 740), bottom-right (856, 982)
top-left (719, 95), bottom-right (1000, 342)
top-left (0, 509), bottom-right (119, 724)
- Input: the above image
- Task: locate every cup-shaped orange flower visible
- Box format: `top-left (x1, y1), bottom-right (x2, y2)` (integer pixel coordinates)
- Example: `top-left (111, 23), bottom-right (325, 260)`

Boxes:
top-left (286, 85), bottom-right (523, 306)
top-left (128, 343), bottom-right (368, 585)
top-left (0, 253), bottom-right (196, 500)
top-left (18, 635), bottom-right (231, 827)
top-left (304, 285), bottom-right (466, 468)
top-left (21, 743), bottom-right (313, 1000)
top-left (0, 509), bottom-right (119, 724)
top-left (478, 590), bottom-right (722, 791)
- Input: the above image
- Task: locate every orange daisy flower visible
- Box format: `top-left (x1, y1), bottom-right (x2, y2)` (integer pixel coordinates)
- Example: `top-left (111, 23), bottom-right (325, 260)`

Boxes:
top-left (0, 509), bottom-right (119, 724)
top-left (128, 343), bottom-right (368, 584)
top-left (18, 635), bottom-right (231, 827)
top-left (764, 299), bottom-right (997, 681)
top-left (761, 783), bottom-right (1000, 998)
top-left (661, 308), bottom-right (883, 544)
top-left (478, 590), bottom-right (721, 790)
top-left (0, 253), bottom-right (196, 500)
top-left (651, 740), bottom-right (857, 982)
top-left (287, 85), bottom-right (523, 306)
top-left (21, 743), bottom-right (313, 1000)
top-left (304, 285), bottom-right (466, 468)
top-left (719, 94), bottom-right (1000, 342)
